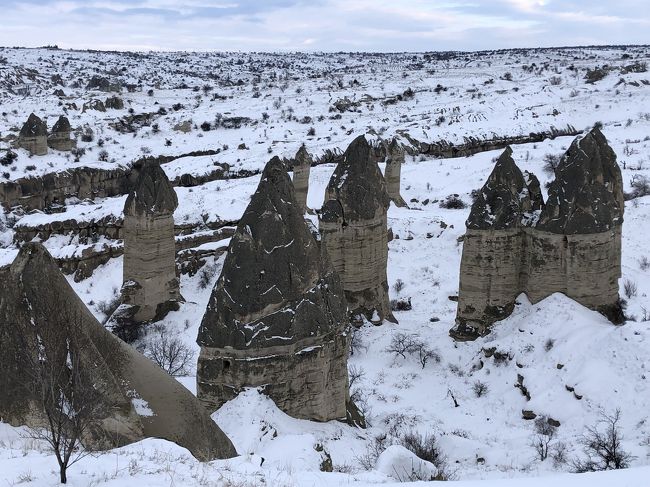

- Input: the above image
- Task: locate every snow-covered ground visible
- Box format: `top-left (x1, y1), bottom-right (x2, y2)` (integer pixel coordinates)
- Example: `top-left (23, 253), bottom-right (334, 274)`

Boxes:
top-left (1, 46), bottom-right (650, 485)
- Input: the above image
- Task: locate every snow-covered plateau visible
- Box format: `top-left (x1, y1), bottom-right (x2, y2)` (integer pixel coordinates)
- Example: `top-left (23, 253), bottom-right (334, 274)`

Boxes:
top-left (1, 45), bottom-right (649, 486)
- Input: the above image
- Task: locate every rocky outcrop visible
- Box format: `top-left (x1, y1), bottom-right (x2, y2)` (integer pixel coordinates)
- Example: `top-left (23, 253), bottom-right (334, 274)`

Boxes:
top-left (82, 99), bottom-right (106, 112)
top-left (0, 243), bottom-right (236, 461)
top-left (384, 138), bottom-right (407, 207)
top-left (292, 144), bottom-right (311, 213)
top-left (197, 157), bottom-right (355, 423)
top-left (119, 160), bottom-right (182, 324)
top-left (452, 129), bottom-right (624, 340)
top-left (319, 135), bottom-right (396, 324)
top-left (17, 113), bottom-right (48, 156)
top-left (105, 96), bottom-right (125, 110)
top-left (47, 115), bottom-right (75, 151)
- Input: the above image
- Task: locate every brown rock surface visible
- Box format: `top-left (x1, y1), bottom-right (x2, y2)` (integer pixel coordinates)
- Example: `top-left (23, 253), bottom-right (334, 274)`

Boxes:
top-left (319, 135), bottom-right (396, 323)
top-left (197, 157), bottom-right (354, 423)
top-left (0, 243), bottom-right (236, 461)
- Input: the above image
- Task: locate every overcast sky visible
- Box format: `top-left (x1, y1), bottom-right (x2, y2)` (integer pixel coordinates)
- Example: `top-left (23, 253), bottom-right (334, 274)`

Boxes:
top-left (0, 0), bottom-right (648, 52)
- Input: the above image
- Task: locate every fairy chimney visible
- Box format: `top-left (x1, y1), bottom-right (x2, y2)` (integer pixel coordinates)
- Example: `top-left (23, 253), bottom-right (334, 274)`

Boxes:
top-left (18, 113), bottom-right (48, 156)
top-left (47, 115), bottom-right (75, 151)
top-left (384, 138), bottom-right (407, 207)
top-left (292, 144), bottom-right (312, 213)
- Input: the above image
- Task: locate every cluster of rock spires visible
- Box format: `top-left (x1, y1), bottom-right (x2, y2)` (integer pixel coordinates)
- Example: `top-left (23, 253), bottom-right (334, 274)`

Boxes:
top-left (0, 243), bottom-right (236, 461)
top-left (16, 113), bottom-right (75, 155)
top-left (196, 157), bottom-right (362, 425)
top-left (110, 160), bottom-right (183, 335)
top-left (452, 128), bottom-right (624, 340)
top-left (319, 135), bottom-right (397, 324)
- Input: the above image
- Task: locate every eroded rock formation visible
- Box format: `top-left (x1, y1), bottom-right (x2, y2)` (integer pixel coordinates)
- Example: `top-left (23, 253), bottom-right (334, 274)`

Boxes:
top-left (319, 135), bottom-right (396, 324)
top-left (0, 243), bottom-right (236, 461)
top-left (292, 144), bottom-right (312, 213)
top-left (384, 138), bottom-right (408, 207)
top-left (197, 157), bottom-right (356, 424)
top-left (119, 160), bottom-right (182, 325)
top-left (452, 129), bottom-right (624, 340)
top-left (17, 113), bottom-right (48, 156)
top-left (47, 115), bottom-right (75, 151)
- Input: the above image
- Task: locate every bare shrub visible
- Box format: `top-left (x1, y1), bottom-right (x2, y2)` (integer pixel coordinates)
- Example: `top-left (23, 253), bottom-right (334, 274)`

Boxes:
top-left (572, 409), bottom-right (634, 472)
top-left (544, 338), bottom-right (555, 352)
top-left (439, 194), bottom-right (466, 209)
top-left (385, 332), bottom-right (416, 360)
top-left (145, 329), bottom-right (195, 377)
top-left (472, 380), bottom-right (488, 397)
top-left (349, 329), bottom-right (368, 356)
top-left (639, 256), bottom-right (650, 271)
top-left (530, 416), bottom-right (557, 461)
top-left (630, 175), bottom-right (650, 199)
top-left (623, 279), bottom-right (637, 299)
top-left (542, 153), bottom-right (562, 175)
top-left (390, 298), bottom-right (412, 312)
top-left (96, 294), bottom-right (121, 323)
top-left (549, 76), bottom-right (562, 86)
top-left (198, 262), bottom-right (218, 289)
top-left (348, 364), bottom-right (365, 388)
top-left (393, 279), bottom-right (405, 293)
top-left (400, 431), bottom-right (450, 480)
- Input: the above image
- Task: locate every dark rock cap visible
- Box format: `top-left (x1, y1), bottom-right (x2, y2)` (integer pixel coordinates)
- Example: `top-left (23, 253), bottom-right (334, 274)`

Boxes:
top-left (325, 135), bottom-right (390, 221)
top-left (51, 115), bottom-right (71, 134)
top-left (295, 144), bottom-right (312, 166)
top-left (467, 147), bottom-right (540, 230)
top-left (197, 156), bottom-right (349, 349)
top-left (19, 113), bottom-right (47, 137)
top-left (536, 127), bottom-right (624, 234)
top-left (124, 159), bottom-right (178, 216)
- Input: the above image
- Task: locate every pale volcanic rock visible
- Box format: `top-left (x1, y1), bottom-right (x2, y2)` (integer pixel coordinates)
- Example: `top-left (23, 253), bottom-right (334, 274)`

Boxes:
top-left (0, 243), bottom-right (236, 461)
top-left (47, 115), bottom-right (75, 151)
top-left (452, 130), bottom-right (624, 340)
top-left (196, 157), bottom-right (355, 423)
top-left (17, 113), bottom-right (48, 156)
top-left (119, 159), bottom-right (182, 325)
top-left (384, 138), bottom-right (408, 208)
top-left (292, 144), bottom-right (312, 213)
top-left (319, 135), bottom-right (396, 324)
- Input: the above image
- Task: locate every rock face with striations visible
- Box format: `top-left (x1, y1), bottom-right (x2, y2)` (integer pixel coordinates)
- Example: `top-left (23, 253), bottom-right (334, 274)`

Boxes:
top-left (197, 157), bottom-right (355, 423)
top-left (47, 115), bottom-right (75, 151)
top-left (119, 160), bottom-right (182, 325)
top-left (452, 129), bottom-right (624, 340)
top-left (292, 144), bottom-right (312, 213)
top-left (319, 135), bottom-right (396, 324)
top-left (17, 113), bottom-right (48, 156)
top-left (384, 138), bottom-right (408, 208)
top-left (0, 243), bottom-right (236, 461)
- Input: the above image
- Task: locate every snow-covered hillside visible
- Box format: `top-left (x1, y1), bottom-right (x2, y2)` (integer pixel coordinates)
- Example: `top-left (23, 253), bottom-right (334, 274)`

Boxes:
top-left (0, 46), bottom-right (649, 486)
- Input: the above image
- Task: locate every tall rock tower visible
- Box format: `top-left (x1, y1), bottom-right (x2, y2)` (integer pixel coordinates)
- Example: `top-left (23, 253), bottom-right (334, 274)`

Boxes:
top-left (47, 115), bottom-right (75, 151)
top-left (121, 160), bottom-right (182, 324)
top-left (17, 113), bottom-right (48, 156)
top-left (292, 144), bottom-right (312, 213)
top-left (319, 135), bottom-right (396, 324)
top-left (196, 157), bottom-right (355, 423)
top-left (384, 138), bottom-right (408, 208)
top-left (452, 129), bottom-right (624, 340)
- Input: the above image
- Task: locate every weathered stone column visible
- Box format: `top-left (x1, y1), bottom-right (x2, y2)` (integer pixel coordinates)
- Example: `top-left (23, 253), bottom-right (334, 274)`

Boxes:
top-left (17, 113), bottom-right (48, 156)
top-left (121, 160), bottom-right (182, 324)
top-left (47, 116), bottom-right (75, 151)
top-left (292, 144), bottom-right (312, 213)
top-left (384, 138), bottom-right (408, 208)
top-left (319, 135), bottom-right (396, 324)
top-left (197, 157), bottom-right (359, 424)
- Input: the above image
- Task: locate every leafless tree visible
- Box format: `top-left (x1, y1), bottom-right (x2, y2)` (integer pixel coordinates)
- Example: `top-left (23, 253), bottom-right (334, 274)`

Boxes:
top-left (572, 409), bottom-right (634, 472)
top-left (145, 328), bottom-right (195, 377)
top-left (20, 307), bottom-right (108, 484)
top-left (530, 417), bottom-right (556, 461)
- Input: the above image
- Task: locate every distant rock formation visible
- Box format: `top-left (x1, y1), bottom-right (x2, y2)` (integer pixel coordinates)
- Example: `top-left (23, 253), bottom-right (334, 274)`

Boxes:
top-left (452, 128), bottom-right (624, 340)
top-left (82, 99), bottom-right (106, 113)
top-left (197, 157), bottom-right (357, 424)
top-left (292, 144), bottom-right (312, 213)
top-left (86, 75), bottom-right (121, 92)
top-left (17, 113), bottom-right (48, 156)
top-left (105, 96), bottom-right (125, 110)
top-left (0, 243), bottom-right (236, 461)
top-left (319, 135), bottom-right (396, 324)
top-left (118, 160), bottom-right (182, 326)
top-left (47, 115), bottom-right (75, 151)
top-left (384, 138), bottom-right (408, 207)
